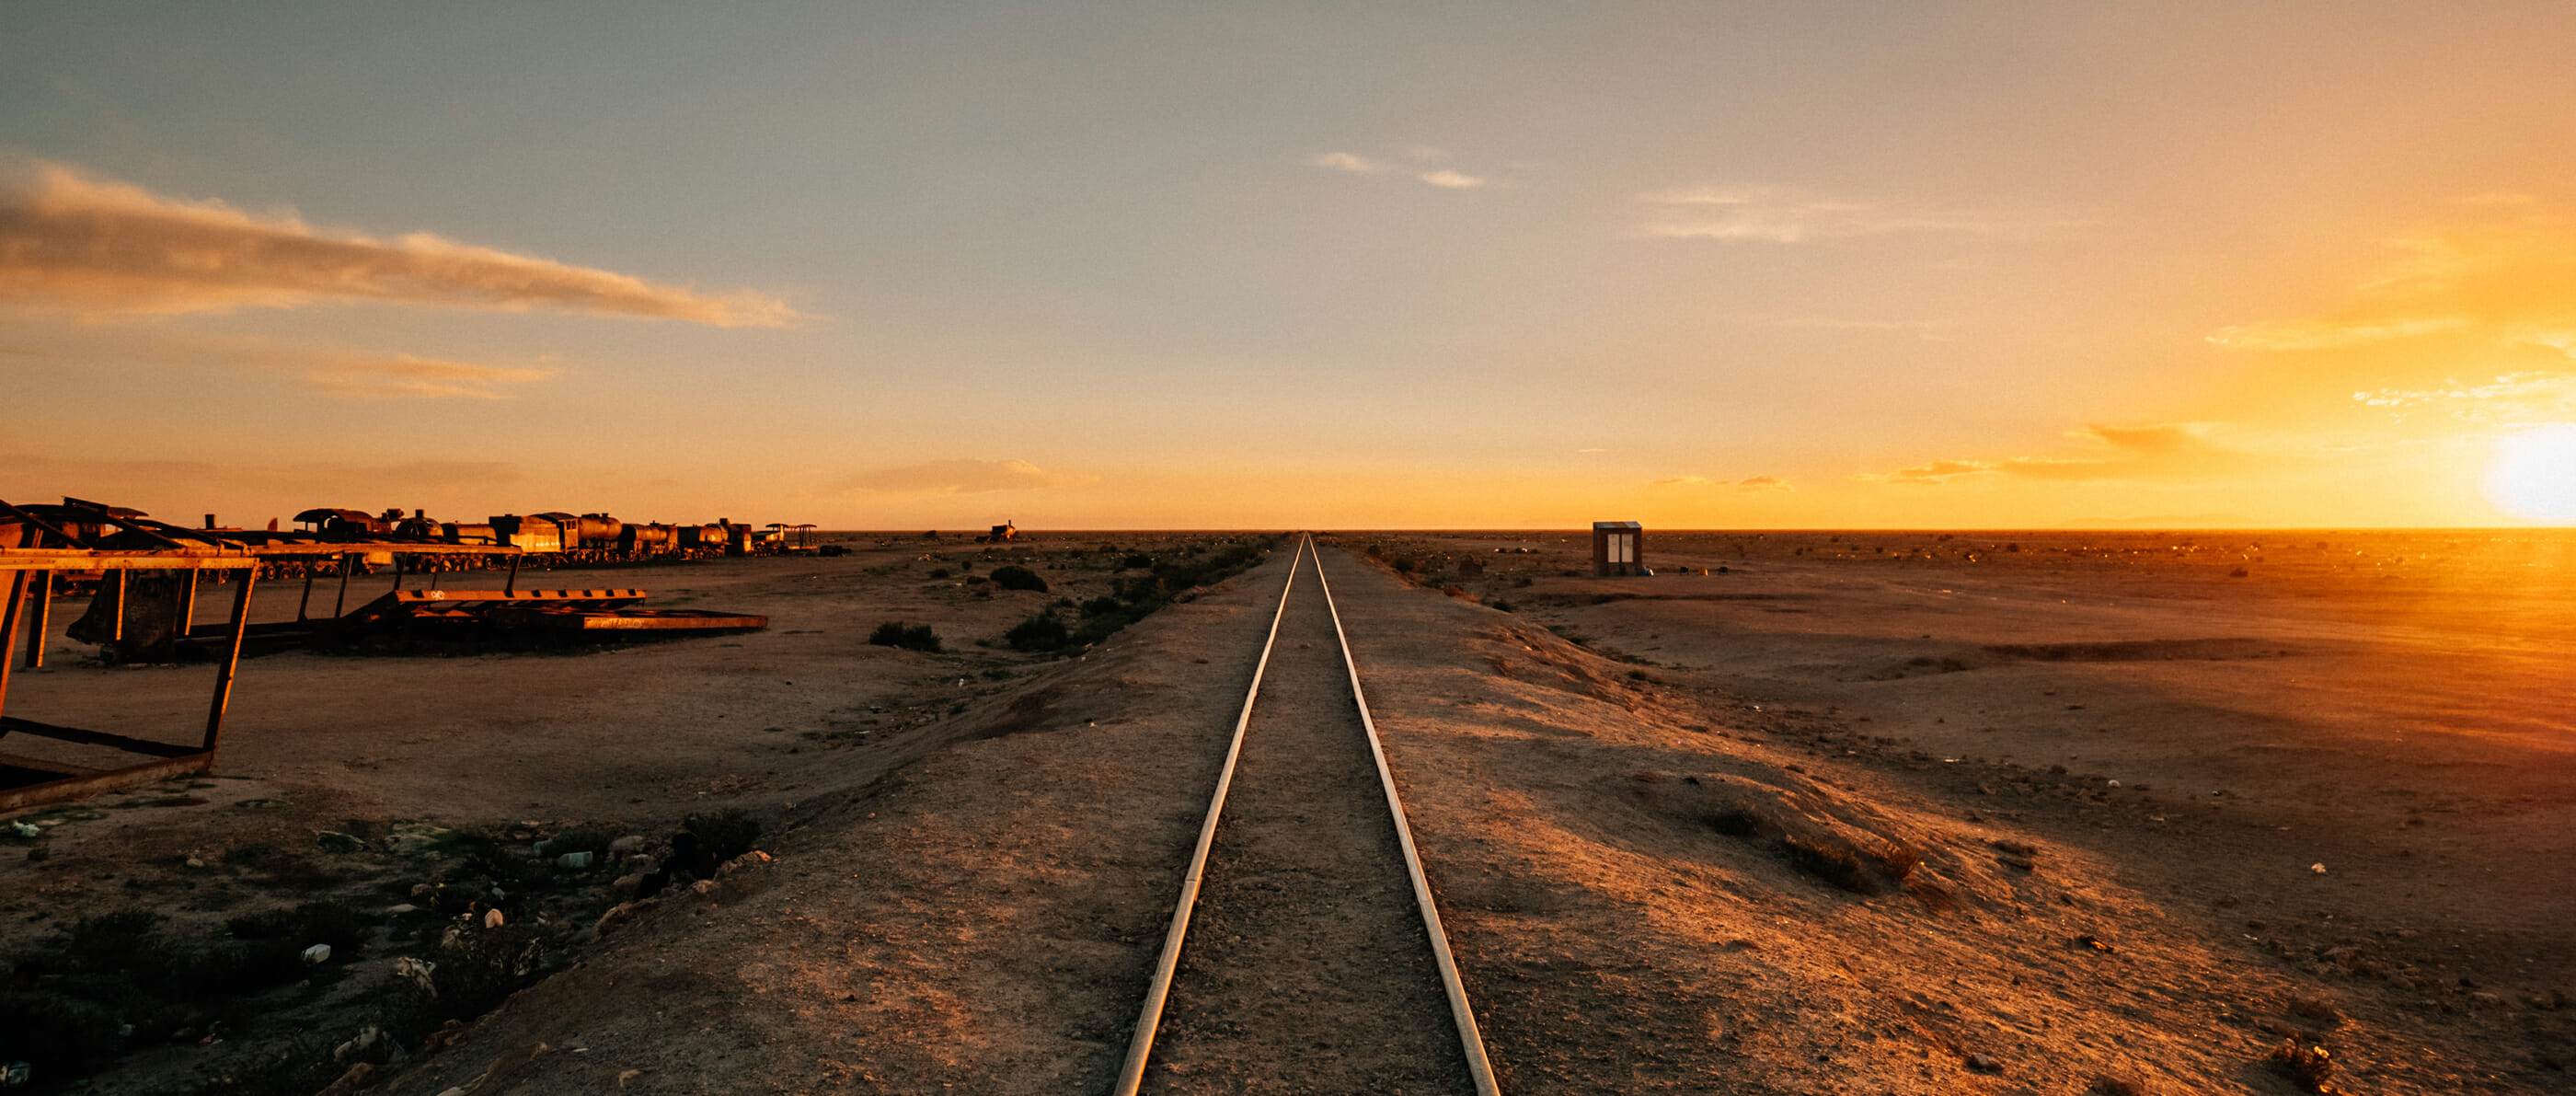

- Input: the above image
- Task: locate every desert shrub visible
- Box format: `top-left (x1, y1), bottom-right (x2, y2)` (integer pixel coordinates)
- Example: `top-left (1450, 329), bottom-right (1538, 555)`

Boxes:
top-left (868, 621), bottom-right (941, 652)
top-left (452, 834), bottom-right (549, 890)
top-left (0, 986), bottom-right (126, 1079)
top-left (1871, 842), bottom-right (1924, 882)
top-left (420, 922), bottom-right (548, 1023)
top-left (164, 938), bottom-right (305, 998)
top-left (1709, 807), bottom-right (1766, 837)
top-left (1005, 612), bottom-right (1069, 651)
top-left (1781, 835), bottom-right (1880, 894)
top-left (62, 908), bottom-right (166, 973)
top-left (927, 567), bottom-right (950, 579)
top-left (544, 825), bottom-right (616, 859)
top-left (684, 808), bottom-right (763, 862)
top-left (1116, 574), bottom-right (1165, 603)
top-left (987, 565), bottom-right (1047, 592)
top-left (227, 898), bottom-right (372, 953)
top-left (186, 1033), bottom-right (345, 1096)
top-left (1078, 596), bottom-right (1125, 617)
top-left (1120, 553), bottom-right (1153, 570)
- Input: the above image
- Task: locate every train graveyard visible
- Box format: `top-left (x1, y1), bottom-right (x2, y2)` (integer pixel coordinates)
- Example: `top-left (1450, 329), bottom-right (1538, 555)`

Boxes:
top-left (0, 529), bottom-right (2570, 1094)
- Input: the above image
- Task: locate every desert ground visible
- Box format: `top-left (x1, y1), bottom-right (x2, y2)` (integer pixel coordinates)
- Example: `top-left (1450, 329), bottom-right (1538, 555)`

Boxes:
top-left (1, 529), bottom-right (2570, 1094)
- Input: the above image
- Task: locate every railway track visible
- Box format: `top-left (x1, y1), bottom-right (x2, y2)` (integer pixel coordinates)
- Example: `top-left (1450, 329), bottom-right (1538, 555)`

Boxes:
top-left (1114, 536), bottom-right (1500, 1095)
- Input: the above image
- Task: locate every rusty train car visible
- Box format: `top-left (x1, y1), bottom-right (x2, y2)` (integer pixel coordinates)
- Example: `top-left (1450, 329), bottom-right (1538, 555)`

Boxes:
top-left (293, 507), bottom-right (786, 568)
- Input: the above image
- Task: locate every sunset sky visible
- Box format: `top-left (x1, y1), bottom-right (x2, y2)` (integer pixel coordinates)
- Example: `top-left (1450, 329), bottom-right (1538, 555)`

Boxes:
top-left (7, 3), bottom-right (2576, 529)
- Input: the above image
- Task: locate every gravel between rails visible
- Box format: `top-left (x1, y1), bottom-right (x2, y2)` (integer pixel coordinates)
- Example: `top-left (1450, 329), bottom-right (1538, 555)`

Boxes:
top-left (1138, 551), bottom-right (1476, 1094)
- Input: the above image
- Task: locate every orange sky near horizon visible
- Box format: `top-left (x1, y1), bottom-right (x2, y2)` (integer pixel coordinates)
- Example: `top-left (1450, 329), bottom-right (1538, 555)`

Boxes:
top-left (6, 4), bottom-right (2575, 530)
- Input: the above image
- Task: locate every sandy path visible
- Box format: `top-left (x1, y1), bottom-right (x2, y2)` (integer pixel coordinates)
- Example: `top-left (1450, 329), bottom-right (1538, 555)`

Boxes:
top-left (1143, 548), bottom-right (1472, 1094)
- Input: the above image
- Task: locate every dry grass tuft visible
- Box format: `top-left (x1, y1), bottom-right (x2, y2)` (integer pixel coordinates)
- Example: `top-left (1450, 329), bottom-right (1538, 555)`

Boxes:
top-left (1870, 841), bottom-right (1923, 881)
top-left (1708, 806), bottom-right (1767, 837)
top-left (1781, 835), bottom-right (1880, 894)
top-left (2265, 1038), bottom-right (2339, 1093)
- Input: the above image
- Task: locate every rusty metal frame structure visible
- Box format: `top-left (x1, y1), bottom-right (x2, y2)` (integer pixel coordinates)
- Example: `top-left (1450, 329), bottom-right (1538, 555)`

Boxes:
top-left (0, 533), bottom-right (519, 813)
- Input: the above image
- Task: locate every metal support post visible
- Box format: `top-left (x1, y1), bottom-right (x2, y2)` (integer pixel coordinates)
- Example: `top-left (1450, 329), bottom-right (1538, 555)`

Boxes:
top-left (23, 573), bottom-right (49, 669)
top-left (0, 571), bottom-right (26, 723)
top-left (107, 570), bottom-right (127, 642)
top-left (202, 568), bottom-right (257, 754)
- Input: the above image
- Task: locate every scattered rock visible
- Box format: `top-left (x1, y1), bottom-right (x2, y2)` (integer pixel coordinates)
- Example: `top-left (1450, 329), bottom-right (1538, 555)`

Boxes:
top-left (301, 943), bottom-right (332, 964)
top-left (423, 1019), bottom-right (466, 1054)
top-left (594, 902), bottom-right (640, 937)
top-left (483, 907), bottom-right (505, 929)
top-left (316, 1063), bottom-right (373, 1096)
top-left (333, 1026), bottom-right (385, 1063)
top-left (1966, 1052), bottom-right (2002, 1073)
top-left (396, 956), bottom-right (439, 998)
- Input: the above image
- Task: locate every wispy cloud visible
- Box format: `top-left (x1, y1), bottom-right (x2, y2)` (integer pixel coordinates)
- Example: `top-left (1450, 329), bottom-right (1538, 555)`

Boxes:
top-left (1651, 474), bottom-right (1794, 491)
top-left (1867, 423), bottom-right (2246, 486)
top-left (2207, 317), bottom-right (2468, 351)
top-left (0, 327), bottom-right (553, 399)
top-left (1635, 185), bottom-right (2069, 243)
top-left (1311, 149), bottom-right (1495, 190)
top-left (2211, 198), bottom-right (2576, 364)
top-left (0, 162), bottom-right (799, 325)
top-left (2352, 372), bottom-right (2576, 423)
top-left (1309, 151), bottom-right (1386, 175)
top-left (831, 458), bottom-right (1096, 496)
top-left (305, 353), bottom-right (552, 400)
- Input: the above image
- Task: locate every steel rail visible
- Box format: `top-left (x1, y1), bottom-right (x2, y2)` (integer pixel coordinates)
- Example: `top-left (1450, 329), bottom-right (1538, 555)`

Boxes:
top-left (1312, 545), bottom-right (1503, 1096)
top-left (1110, 534), bottom-right (1308, 1095)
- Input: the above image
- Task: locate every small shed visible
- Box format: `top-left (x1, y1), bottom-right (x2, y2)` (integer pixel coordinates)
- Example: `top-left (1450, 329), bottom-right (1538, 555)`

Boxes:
top-left (1592, 521), bottom-right (1644, 577)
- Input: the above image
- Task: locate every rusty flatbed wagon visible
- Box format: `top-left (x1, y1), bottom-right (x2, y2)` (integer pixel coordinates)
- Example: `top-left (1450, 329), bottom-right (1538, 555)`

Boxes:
top-left (0, 497), bottom-right (533, 811)
top-left (0, 502), bottom-right (512, 808)
top-left (324, 588), bottom-right (767, 638)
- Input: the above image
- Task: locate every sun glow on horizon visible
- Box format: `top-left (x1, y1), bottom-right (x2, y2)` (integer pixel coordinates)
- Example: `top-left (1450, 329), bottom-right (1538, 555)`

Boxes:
top-left (2482, 425), bottom-right (2576, 524)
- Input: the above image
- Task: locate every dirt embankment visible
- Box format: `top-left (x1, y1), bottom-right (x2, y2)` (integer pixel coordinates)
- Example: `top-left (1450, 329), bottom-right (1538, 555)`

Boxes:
top-left (1336, 529), bottom-right (2575, 1093)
